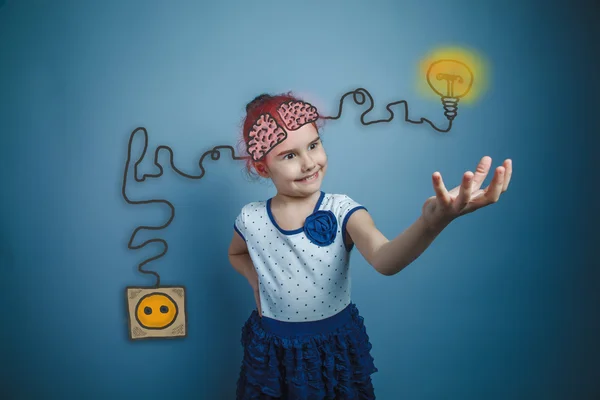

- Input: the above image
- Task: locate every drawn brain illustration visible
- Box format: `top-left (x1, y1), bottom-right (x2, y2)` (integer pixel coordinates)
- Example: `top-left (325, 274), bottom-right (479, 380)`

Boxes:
top-left (277, 101), bottom-right (319, 130)
top-left (247, 114), bottom-right (287, 161)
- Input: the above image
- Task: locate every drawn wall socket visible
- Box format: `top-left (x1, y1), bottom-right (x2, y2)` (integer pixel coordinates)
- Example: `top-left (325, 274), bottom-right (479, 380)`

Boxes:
top-left (126, 286), bottom-right (187, 340)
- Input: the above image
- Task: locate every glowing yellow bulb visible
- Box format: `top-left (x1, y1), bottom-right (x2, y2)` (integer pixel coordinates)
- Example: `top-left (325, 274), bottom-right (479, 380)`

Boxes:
top-left (417, 46), bottom-right (489, 121)
top-left (425, 59), bottom-right (473, 121)
top-left (426, 59), bottom-right (473, 99)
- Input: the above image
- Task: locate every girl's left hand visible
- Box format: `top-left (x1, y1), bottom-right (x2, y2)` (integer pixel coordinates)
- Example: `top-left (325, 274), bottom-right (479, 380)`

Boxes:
top-left (421, 156), bottom-right (513, 231)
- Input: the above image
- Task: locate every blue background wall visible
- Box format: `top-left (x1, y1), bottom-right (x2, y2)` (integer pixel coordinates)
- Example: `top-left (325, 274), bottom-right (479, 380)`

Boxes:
top-left (1, 0), bottom-right (597, 398)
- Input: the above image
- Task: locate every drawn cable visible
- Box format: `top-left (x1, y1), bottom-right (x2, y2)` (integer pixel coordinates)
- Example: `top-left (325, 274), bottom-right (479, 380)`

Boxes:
top-left (320, 87), bottom-right (453, 132)
top-left (122, 88), bottom-right (454, 287)
top-left (122, 127), bottom-right (250, 288)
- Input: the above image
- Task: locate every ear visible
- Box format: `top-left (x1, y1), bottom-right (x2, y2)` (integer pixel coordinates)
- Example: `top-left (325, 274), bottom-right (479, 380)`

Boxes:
top-left (254, 161), bottom-right (270, 178)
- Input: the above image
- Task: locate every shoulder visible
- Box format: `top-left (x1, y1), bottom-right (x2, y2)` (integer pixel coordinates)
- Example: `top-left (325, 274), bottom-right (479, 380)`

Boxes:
top-left (235, 200), bottom-right (267, 231)
top-left (322, 193), bottom-right (367, 219)
top-left (322, 192), bottom-right (358, 206)
top-left (241, 200), bottom-right (266, 213)
top-left (238, 200), bottom-right (266, 215)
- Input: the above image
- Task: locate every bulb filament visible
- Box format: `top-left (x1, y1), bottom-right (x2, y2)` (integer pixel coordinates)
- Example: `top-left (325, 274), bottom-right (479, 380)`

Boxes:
top-left (436, 73), bottom-right (464, 97)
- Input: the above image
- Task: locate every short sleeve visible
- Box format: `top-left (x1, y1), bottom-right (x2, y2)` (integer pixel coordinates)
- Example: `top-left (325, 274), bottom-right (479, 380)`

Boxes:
top-left (335, 195), bottom-right (367, 251)
top-left (233, 206), bottom-right (247, 241)
top-left (337, 194), bottom-right (367, 228)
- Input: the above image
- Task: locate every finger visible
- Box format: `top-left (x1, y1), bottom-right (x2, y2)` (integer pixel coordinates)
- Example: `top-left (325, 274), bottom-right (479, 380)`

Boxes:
top-left (454, 171), bottom-right (474, 212)
top-left (470, 188), bottom-right (485, 201)
top-left (462, 167), bottom-right (505, 213)
top-left (485, 166), bottom-right (505, 203)
top-left (461, 188), bottom-right (485, 215)
top-left (432, 172), bottom-right (452, 208)
top-left (502, 159), bottom-right (512, 192)
top-left (472, 156), bottom-right (492, 191)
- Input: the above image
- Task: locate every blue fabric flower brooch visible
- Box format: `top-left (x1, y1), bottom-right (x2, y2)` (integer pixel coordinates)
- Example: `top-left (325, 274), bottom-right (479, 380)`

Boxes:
top-left (303, 210), bottom-right (338, 246)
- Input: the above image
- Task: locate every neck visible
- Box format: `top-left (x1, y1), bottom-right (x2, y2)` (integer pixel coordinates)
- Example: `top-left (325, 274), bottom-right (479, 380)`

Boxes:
top-left (272, 190), bottom-right (321, 209)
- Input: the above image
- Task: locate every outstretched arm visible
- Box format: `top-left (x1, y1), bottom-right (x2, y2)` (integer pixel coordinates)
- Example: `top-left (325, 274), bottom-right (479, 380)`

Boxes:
top-left (346, 156), bottom-right (512, 276)
top-left (346, 211), bottom-right (447, 276)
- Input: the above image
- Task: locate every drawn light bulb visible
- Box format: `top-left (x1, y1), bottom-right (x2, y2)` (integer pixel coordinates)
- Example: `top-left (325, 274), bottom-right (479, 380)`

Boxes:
top-left (426, 59), bottom-right (474, 121)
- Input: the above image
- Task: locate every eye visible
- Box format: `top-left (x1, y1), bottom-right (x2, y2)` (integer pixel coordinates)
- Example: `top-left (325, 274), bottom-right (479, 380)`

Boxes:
top-left (309, 142), bottom-right (319, 150)
top-left (283, 153), bottom-right (295, 160)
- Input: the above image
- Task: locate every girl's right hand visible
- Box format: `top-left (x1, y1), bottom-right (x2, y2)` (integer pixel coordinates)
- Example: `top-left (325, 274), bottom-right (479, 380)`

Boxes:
top-left (245, 266), bottom-right (262, 316)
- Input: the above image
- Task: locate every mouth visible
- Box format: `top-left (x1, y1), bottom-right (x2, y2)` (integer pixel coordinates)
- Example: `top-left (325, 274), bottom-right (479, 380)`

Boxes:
top-left (296, 170), bottom-right (319, 183)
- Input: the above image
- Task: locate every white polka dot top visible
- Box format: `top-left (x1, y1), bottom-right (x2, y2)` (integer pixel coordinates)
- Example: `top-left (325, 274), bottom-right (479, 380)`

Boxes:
top-left (234, 192), bottom-right (367, 322)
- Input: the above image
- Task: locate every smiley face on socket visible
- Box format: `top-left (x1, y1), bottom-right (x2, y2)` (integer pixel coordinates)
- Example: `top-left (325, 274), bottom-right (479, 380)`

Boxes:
top-left (135, 293), bottom-right (178, 329)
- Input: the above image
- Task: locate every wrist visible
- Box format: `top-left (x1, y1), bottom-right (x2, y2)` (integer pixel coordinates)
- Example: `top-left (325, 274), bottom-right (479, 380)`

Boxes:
top-left (419, 214), bottom-right (452, 235)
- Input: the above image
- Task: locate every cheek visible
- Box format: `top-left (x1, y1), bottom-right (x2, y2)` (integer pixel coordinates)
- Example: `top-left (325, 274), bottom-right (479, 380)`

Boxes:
top-left (263, 160), bottom-right (288, 178)
top-left (316, 148), bottom-right (328, 163)
top-left (279, 164), bottom-right (299, 179)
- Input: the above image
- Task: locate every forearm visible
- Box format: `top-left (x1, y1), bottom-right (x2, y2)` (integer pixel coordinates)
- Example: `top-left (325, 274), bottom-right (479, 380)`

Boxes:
top-left (373, 215), bottom-right (450, 276)
top-left (228, 253), bottom-right (256, 281)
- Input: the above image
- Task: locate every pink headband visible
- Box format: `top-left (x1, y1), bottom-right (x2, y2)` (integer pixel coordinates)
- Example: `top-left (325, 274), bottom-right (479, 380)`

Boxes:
top-left (246, 100), bottom-right (319, 162)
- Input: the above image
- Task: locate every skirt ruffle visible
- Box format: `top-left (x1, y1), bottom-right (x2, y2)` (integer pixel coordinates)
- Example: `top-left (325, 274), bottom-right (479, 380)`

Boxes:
top-left (236, 303), bottom-right (378, 399)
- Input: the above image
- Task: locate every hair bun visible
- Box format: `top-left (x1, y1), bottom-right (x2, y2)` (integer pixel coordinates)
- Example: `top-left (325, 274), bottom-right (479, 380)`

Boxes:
top-left (246, 93), bottom-right (272, 112)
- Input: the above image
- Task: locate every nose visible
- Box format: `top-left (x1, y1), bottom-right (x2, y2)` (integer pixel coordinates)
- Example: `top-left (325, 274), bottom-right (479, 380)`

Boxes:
top-left (301, 153), bottom-right (316, 172)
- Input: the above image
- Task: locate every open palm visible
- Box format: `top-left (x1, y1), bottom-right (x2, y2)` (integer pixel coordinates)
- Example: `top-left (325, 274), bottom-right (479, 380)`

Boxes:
top-left (421, 156), bottom-right (513, 229)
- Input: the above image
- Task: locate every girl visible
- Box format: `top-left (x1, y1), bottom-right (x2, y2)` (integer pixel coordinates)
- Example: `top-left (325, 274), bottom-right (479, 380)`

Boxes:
top-left (228, 92), bottom-right (512, 399)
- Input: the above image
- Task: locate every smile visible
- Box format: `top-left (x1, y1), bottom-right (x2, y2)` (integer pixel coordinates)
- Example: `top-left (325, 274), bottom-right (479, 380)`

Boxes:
top-left (296, 171), bottom-right (319, 182)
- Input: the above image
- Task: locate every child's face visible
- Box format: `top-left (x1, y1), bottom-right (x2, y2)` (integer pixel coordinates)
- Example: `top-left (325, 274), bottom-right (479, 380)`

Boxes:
top-left (258, 123), bottom-right (327, 198)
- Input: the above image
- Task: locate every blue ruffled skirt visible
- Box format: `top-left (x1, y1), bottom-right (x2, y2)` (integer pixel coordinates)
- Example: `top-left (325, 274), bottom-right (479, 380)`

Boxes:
top-left (236, 302), bottom-right (378, 399)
